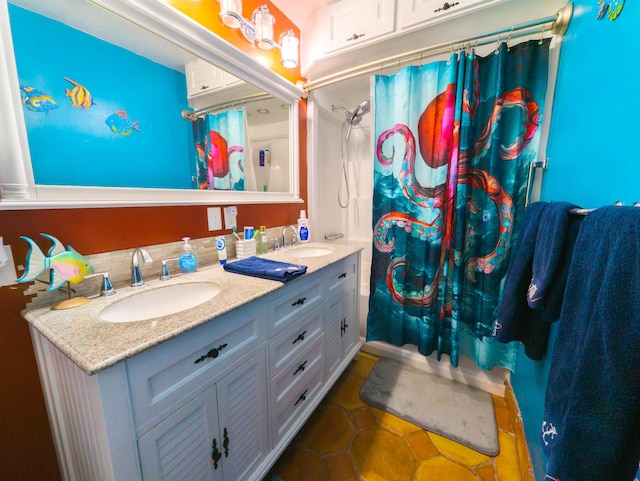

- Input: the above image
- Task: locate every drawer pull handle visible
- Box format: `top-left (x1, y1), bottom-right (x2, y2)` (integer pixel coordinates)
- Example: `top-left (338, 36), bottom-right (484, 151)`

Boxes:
top-left (346, 33), bottom-right (365, 42)
top-left (292, 330), bottom-right (307, 344)
top-left (434, 1), bottom-right (459, 13)
top-left (295, 389), bottom-right (308, 406)
top-left (294, 360), bottom-right (308, 375)
top-left (341, 318), bottom-right (349, 335)
top-left (338, 272), bottom-right (347, 279)
top-left (194, 343), bottom-right (228, 364)
top-left (201, 84), bottom-right (209, 90)
top-left (211, 437), bottom-right (221, 469)
top-left (223, 427), bottom-right (229, 457)
top-left (291, 297), bottom-right (307, 307)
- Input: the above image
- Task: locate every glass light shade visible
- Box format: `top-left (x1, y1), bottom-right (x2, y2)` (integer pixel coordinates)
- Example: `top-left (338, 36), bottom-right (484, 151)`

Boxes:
top-left (253, 6), bottom-right (275, 50)
top-left (220, 0), bottom-right (242, 29)
top-left (280, 30), bottom-right (299, 69)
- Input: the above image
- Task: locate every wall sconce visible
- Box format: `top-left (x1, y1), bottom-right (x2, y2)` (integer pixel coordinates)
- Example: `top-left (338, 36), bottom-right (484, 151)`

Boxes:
top-left (218, 1), bottom-right (299, 68)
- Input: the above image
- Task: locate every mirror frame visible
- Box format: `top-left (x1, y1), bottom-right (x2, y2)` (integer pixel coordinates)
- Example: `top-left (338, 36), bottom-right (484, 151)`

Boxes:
top-left (0, 0), bottom-right (303, 209)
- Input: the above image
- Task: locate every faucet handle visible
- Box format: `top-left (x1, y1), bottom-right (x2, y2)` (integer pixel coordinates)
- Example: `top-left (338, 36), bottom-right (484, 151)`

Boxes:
top-left (85, 272), bottom-right (116, 297)
top-left (271, 238), bottom-right (280, 250)
top-left (160, 257), bottom-right (180, 281)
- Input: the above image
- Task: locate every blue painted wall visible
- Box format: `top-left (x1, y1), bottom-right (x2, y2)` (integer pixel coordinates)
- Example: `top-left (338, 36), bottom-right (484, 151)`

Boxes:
top-left (9, 5), bottom-right (194, 189)
top-left (511, 1), bottom-right (639, 478)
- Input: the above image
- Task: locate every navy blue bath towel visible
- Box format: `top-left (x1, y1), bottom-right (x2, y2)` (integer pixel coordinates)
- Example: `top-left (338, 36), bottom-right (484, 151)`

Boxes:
top-left (494, 202), bottom-right (580, 359)
top-left (223, 256), bottom-right (307, 282)
top-left (543, 205), bottom-right (640, 481)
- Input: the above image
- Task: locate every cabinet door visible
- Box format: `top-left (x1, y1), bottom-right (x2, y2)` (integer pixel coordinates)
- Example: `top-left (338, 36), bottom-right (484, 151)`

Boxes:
top-left (326, 276), bottom-right (359, 378)
top-left (186, 59), bottom-right (224, 98)
top-left (216, 350), bottom-right (269, 481)
top-left (341, 278), bottom-right (359, 360)
top-left (138, 388), bottom-right (223, 481)
top-left (398, 0), bottom-right (504, 31)
top-left (317, 0), bottom-right (395, 54)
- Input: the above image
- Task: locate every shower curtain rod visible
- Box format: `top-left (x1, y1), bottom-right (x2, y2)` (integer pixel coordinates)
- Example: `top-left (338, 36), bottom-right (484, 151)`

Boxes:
top-left (182, 91), bottom-right (274, 121)
top-left (301, 3), bottom-right (573, 93)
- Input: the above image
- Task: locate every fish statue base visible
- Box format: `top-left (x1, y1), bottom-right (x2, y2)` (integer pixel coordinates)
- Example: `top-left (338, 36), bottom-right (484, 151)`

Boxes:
top-left (50, 295), bottom-right (90, 310)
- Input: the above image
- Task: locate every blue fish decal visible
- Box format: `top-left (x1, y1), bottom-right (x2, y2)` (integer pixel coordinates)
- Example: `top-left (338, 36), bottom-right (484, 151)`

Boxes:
top-left (17, 234), bottom-right (94, 292)
top-left (105, 111), bottom-right (140, 136)
top-left (20, 86), bottom-right (58, 114)
top-left (64, 77), bottom-right (96, 110)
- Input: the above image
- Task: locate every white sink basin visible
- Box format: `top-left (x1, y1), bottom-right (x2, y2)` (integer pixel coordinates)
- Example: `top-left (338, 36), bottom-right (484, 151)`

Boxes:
top-left (284, 245), bottom-right (333, 258)
top-left (100, 282), bottom-right (221, 323)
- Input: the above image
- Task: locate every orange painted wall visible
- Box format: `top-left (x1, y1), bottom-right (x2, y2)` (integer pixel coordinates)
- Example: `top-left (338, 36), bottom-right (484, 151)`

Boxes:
top-left (0, 101), bottom-right (307, 480)
top-left (167, 0), bottom-right (303, 84)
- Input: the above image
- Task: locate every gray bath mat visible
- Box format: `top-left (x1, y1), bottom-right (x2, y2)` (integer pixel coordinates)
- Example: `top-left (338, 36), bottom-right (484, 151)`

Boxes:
top-left (360, 358), bottom-right (499, 456)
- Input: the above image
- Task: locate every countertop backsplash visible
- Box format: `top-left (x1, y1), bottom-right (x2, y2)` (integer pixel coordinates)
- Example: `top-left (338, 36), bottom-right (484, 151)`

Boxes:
top-left (23, 226), bottom-right (291, 309)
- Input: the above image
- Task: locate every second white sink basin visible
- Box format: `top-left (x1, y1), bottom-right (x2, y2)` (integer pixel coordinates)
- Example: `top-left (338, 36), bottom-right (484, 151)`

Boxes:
top-left (100, 282), bottom-right (221, 323)
top-left (284, 245), bottom-right (333, 258)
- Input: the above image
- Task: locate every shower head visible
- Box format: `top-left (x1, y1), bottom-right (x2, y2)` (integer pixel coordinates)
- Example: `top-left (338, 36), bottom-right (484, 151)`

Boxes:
top-left (346, 100), bottom-right (370, 126)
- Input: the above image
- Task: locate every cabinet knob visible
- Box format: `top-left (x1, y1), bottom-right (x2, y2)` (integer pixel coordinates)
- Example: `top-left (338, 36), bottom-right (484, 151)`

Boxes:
top-left (294, 389), bottom-right (308, 406)
top-left (223, 427), bottom-right (229, 458)
top-left (211, 437), bottom-right (221, 469)
top-left (292, 330), bottom-right (307, 344)
top-left (294, 360), bottom-right (308, 375)
top-left (291, 297), bottom-right (307, 307)
top-left (338, 272), bottom-right (347, 279)
top-left (194, 343), bottom-right (228, 364)
top-left (346, 33), bottom-right (365, 42)
top-left (200, 84), bottom-right (209, 90)
top-left (434, 1), bottom-right (459, 13)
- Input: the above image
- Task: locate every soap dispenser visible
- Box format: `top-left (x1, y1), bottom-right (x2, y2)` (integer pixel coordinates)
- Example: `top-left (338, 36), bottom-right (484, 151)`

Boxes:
top-left (297, 210), bottom-right (310, 243)
top-left (179, 237), bottom-right (198, 273)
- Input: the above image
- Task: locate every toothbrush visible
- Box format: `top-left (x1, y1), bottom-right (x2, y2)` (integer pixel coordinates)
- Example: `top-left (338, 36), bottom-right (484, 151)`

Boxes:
top-left (232, 226), bottom-right (241, 240)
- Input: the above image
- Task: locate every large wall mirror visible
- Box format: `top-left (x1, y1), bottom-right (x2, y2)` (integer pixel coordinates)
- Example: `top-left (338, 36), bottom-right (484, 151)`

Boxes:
top-left (0, 0), bottom-right (302, 207)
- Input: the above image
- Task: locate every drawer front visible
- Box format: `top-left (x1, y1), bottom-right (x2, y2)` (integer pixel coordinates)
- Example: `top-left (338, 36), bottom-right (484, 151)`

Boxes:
top-left (325, 254), bottom-right (358, 294)
top-left (271, 357), bottom-right (324, 443)
top-left (269, 304), bottom-right (323, 377)
top-left (267, 276), bottom-right (323, 336)
top-left (127, 302), bottom-right (267, 435)
top-left (271, 335), bottom-right (324, 404)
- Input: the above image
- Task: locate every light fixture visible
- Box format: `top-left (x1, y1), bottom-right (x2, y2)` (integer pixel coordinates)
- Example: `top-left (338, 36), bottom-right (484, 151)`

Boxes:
top-left (217, 1), bottom-right (299, 68)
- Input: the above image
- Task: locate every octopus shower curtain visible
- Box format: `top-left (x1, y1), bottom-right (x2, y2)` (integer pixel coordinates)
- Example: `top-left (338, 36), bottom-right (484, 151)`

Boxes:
top-left (367, 39), bottom-right (551, 371)
top-left (193, 110), bottom-right (246, 190)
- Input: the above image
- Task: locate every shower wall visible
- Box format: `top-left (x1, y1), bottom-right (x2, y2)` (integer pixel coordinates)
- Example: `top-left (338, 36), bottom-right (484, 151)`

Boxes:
top-left (308, 88), bottom-right (508, 396)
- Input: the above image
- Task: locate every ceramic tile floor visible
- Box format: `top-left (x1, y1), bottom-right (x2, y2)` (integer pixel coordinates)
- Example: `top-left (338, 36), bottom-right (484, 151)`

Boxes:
top-left (265, 352), bottom-right (531, 481)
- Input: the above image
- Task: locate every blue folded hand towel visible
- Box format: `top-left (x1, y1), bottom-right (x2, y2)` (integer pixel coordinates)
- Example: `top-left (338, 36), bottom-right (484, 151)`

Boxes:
top-left (223, 256), bottom-right (307, 282)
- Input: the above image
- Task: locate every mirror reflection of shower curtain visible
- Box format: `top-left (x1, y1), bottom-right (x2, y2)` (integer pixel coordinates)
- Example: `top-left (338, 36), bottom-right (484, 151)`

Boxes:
top-left (367, 39), bottom-right (551, 371)
top-left (192, 109), bottom-right (246, 190)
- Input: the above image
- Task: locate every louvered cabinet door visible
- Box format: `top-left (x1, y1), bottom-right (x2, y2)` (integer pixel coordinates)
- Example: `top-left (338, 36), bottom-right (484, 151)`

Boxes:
top-left (215, 350), bottom-right (269, 481)
top-left (138, 388), bottom-right (223, 481)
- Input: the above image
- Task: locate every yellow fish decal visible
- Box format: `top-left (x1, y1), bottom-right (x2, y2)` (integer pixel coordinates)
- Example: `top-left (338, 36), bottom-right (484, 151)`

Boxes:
top-left (64, 77), bottom-right (96, 110)
top-left (17, 233), bottom-right (94, 292)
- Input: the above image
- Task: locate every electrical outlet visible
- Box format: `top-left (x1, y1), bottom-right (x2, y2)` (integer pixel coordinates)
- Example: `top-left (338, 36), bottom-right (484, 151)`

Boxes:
top-left (207, 207), bottom-right (222, 231)
top-left (224, 206), bottom-right (238, 229)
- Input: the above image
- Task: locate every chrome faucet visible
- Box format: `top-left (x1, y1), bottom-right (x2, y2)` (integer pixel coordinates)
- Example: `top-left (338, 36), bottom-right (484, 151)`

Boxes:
top-left (131, 247), bottom-right (153, 287)
top-left (281, 225), bottom-right (299, 248)
top-left (84, 272), bottom-right (116, 297)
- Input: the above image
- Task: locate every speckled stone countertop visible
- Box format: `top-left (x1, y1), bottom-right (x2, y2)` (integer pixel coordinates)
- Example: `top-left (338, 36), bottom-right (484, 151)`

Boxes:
top-left (22, 243), bottom-right (361, 375)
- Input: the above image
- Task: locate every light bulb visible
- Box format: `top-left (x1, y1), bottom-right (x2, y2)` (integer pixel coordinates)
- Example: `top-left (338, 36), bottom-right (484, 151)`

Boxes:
top-left (280, 30), bottom-right (299, 68)
top-left (219, 0), bottom-right (242, 29)
top-left (253, 5), bottom-right (275, 50)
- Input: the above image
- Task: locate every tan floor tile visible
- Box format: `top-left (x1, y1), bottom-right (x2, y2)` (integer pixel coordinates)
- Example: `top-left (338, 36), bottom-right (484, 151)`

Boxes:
top-left (496, 431), bottom-right (520, 481)
top-left (405, 431), bottom-right (440, 460)
top-left (300, 404), bottom-right (354, 455)
top-left (416, 456), bottom-right (479, 481)
top-left (331, 373), bottom-right (368, 411)
top-left (271, 447), bottom-right (325, 481)
top-left (353, 407), bottom-right (379, 430)
top-left (352, 429), bottom-right (416, 481)
top-left (348, 352), bottom-right (379, 378)
top-left (325, 453), bottom-right (356, 481)
top-left (492, 394), bottom-right (515, 434)
top-left (474, 462), bottom-right (497, 481)
top-left (428, 431), bottom-right (492, 466)
top-left (371, 407), bottom-right (423, 435)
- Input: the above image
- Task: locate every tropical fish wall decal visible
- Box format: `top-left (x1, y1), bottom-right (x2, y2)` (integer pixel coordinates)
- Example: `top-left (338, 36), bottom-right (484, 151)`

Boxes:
top-left (64, 77), bottom-right (96, 110)
top-left (20, 86), bottom-right (58, 113)
top-left (16, 233), bottom-right (94, 292)
top-left (106, 110), bottom-right (140, 136)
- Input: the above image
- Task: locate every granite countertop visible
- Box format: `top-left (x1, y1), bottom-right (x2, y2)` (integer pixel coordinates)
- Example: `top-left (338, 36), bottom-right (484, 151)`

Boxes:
top-left (22, 242), bottom-right (361, 375)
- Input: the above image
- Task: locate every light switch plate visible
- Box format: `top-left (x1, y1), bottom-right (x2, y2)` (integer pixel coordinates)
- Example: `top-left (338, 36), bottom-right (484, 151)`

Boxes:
top-left (207, 207), bottom-right (222, 231)
top-left (0, 245), bottom-right (18, 286)
top-left (224, 206), bottom-right (237, 230)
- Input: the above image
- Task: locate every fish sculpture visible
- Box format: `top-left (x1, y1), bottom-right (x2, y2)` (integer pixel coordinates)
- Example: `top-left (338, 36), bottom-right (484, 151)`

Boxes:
top-left (20, 86), bottom-right (58, 114)
top-left (16, 234), bottom-right (94, 292)
top-left (105, 111), bottom-right (140, 136)
top-left (64, 77), bottom-right (96, 110)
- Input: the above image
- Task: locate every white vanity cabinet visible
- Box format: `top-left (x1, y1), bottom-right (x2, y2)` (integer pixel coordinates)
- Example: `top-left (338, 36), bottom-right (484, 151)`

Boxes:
top-left (185, 58), bottom-right (243, 99)
top-left (28, 250), bottom-right (362, 481)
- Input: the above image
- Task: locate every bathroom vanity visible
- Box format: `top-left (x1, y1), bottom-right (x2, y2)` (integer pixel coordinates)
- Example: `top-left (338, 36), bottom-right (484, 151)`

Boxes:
top-left (23, 244), bottom-right (361, 481)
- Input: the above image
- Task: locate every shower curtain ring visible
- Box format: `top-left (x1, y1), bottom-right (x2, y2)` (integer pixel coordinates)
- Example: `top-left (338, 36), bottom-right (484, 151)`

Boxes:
top-left (539, 26), bottom-right (546, 44)
top-left (396, 59), bottom-right (401, 75)
top-left (495, 35), bottom-right (501, 54)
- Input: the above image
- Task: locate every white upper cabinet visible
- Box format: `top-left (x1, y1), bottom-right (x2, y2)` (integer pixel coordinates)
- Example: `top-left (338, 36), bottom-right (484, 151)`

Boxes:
top-left (185, 58), bottom-right (244, 99)
top-left (316, 0), bottom-right (395, 54)
top-left (397, 0), bottom-right (506, 31)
